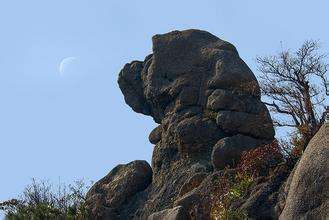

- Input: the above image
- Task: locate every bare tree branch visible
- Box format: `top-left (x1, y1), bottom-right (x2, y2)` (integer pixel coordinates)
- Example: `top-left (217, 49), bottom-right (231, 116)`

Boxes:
top-left (257, 40), bottom-right (328, 149)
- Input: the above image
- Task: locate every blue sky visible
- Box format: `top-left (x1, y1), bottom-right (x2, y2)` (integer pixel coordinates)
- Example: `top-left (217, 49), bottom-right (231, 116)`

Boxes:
top-left (1, 0), bottom-right (328, 206)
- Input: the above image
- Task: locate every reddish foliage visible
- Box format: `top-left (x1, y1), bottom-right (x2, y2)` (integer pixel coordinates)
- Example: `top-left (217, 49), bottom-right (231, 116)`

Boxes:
top-left (290, 146), bottom-right (303, 158)
top-left (237, 140), bottom-right (284, 177)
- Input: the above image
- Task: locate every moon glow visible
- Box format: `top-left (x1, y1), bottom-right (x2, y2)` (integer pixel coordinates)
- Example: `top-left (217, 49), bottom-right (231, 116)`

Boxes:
top-left (59, 57), bottom-right (77, 75)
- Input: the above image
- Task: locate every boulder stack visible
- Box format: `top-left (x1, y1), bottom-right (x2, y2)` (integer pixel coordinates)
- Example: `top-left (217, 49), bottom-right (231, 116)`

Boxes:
top-left (86, 29), bottom-right (275, 219)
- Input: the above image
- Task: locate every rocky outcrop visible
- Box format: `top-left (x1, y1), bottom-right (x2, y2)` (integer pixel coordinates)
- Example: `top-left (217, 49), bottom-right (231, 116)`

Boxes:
top-left (280, 124), bottom-right (329, 219)
top-left (86, 160), bottom-right (152, 219)
top-left (86, 29), bottom-right (275, 219)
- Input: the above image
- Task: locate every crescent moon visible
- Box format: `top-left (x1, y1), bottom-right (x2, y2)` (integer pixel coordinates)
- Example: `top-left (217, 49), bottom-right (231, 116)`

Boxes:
top-left (59, 57), bottom-right (77, 75)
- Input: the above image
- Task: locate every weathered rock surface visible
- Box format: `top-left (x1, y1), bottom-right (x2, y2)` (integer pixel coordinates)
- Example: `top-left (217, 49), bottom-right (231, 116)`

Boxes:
top-left (86, 160), bottom-right (152, 219)
top-left (87, 29), bottom-right (275, 219)
top-left (174, 171), bottom-right (229, 219)
top-left (280, 124), bottom-right (329, 220)
top-left (238, 164), bottom-right (292, 219)
top-left (147, 206), bottom-right (189, 220)
top-left (216, 110), bottom-right (273, 140)
top-left (212, 134), bottom-right (269, 170)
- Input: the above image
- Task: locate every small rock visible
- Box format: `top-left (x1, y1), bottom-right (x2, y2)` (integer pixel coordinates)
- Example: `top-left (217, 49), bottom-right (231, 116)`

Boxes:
top-left (86, 160), bottom-right (152, 218)
top-left (147, 206), bottom-right (190, 220)
top-left (149, 125), bottom-right (162, 144)
top-left (179, 172), bottom-right (208, 197)
top-left (212, 134), bottom-right (269, 170)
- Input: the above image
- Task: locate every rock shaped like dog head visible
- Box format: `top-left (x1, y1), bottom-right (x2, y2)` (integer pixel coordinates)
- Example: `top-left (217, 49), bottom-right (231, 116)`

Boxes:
top-left (87, 30), bottom-right (276, 219)
top-left (119, 30), bottom-right (273, 168)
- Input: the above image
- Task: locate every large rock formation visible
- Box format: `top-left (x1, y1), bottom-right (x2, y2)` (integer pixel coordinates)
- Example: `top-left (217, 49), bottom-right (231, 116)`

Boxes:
top-left (280, 124), bottom-right (329, 219)
top-left (86, 29), bottom-right (275, 219)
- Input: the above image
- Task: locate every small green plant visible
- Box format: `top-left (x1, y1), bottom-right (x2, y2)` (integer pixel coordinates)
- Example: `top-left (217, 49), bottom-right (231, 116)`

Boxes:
top-left (220, 172), bottom-right (252, 220)
top-left (211, 171), bottom-right (253, 220)
top-left (211, 141), bottom-right (285, 219)
top-left (0, 178), bottom-right (91, 220)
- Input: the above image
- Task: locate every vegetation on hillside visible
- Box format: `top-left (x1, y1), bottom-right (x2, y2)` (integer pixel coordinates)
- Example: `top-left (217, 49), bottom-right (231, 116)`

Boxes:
top-left (211, 140), bottom-right (285, 219)
top-left (0, 179), bottom-right (91, 220)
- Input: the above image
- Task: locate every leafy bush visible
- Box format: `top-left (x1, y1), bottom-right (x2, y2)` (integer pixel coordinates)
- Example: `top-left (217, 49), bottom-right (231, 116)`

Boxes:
top-left (237, 140), bottom-right (284, 177)
top-left (211, 171), bottom-right (253, 220)
top-left (0, 179), bottom-right (91, 220)
top-left (211, 140), bottom-right (286, 219)
top-left (220, 172), bottom-right (252, 219)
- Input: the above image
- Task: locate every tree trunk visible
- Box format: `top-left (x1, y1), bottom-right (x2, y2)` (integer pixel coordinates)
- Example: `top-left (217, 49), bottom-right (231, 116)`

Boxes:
top-left (299, 84), bottom-right (317, 149)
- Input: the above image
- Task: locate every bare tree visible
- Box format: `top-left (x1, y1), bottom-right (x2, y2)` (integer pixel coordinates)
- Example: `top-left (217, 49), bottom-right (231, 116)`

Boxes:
top-left (257, 40), bottom-right (328, 149)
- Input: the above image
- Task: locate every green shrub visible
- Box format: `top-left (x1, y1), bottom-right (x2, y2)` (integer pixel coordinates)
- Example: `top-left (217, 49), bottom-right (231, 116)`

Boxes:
top-left (221, 172), bottom-right (252, 219)
top-left (211, 171), bottom-right (253, 220)
top-left (0, 179), bottom-right (91, 220)
top-left (211, 141), bottom-right (285, 219)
